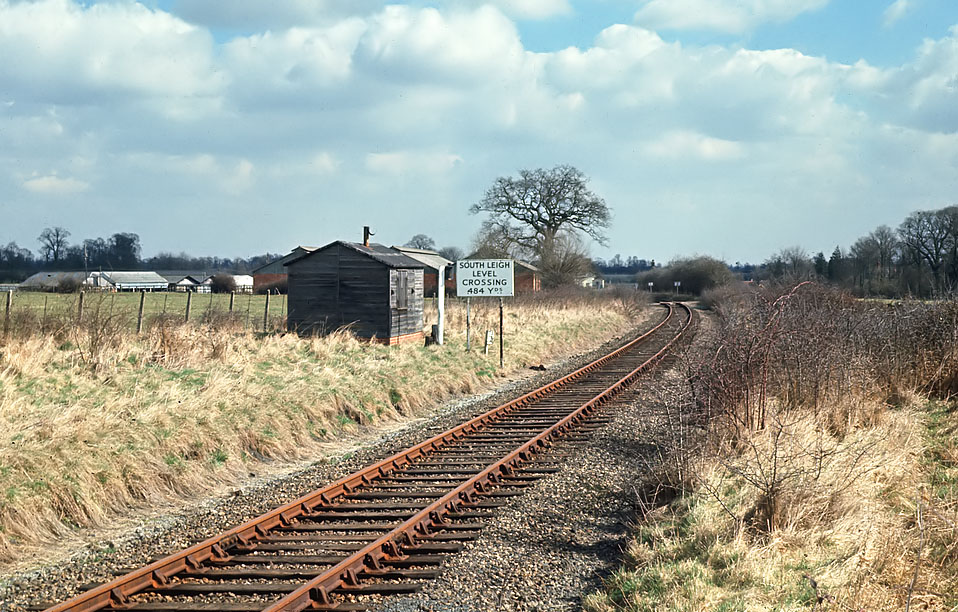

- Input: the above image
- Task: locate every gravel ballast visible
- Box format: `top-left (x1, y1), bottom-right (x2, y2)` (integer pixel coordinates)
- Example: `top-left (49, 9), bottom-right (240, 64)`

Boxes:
top-left (0, 308), bottom-right (688, 611)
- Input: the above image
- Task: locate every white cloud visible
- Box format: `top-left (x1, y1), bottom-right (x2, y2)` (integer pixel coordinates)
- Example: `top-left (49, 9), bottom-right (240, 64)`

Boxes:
top-left (644, 131), bottom-right (745, 160)
top-left (365, 151), bottom-right (464, 176)
top-left (634, 0), bottom-right (830, 33)
top-left (882, 0), bottom-right (913, 28)
top-left (22, 175), bottom-right (89, 195)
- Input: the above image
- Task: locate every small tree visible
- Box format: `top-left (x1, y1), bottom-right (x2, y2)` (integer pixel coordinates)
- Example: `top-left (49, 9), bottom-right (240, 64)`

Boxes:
top-left (438, 246), bottom-right (464, 262)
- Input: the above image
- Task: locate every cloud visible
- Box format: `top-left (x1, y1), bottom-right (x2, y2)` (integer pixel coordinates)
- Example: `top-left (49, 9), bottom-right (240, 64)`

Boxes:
top-left (643, 131), bottom-right (745, 160)
top-left (634, 0), bottom-right (830, 33)
top-left (22, 175), bottom-right (89, 195)
top-left (365, 151), bottom-right (464, 176)
top-left (882, 0), bottom-right (914, 28)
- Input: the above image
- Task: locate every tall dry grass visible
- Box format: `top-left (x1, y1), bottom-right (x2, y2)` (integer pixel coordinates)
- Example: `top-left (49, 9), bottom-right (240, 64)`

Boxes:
top-left (0, 290), bottom-right (646, 564)
top-left (587, 284), bottom-right (958, 611)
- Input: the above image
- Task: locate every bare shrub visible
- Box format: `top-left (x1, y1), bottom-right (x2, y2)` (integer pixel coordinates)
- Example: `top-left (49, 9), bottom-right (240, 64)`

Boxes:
top-left (72, 295), bottom-right (130, 372)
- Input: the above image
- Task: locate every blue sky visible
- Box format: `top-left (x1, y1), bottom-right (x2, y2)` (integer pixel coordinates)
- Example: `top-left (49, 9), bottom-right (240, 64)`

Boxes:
top-left (2, 0), bottom-right (957, 264)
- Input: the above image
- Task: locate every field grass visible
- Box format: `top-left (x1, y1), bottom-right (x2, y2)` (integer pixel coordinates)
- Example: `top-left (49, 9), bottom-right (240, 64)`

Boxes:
top-left (2, 291), bottom-right (288, 332)
top-left (585, 399), bottom-right (958, 611)
top-left (586, 286), bottom-right (958, 611)
top-left (0, 291), bottom-right (648, 565)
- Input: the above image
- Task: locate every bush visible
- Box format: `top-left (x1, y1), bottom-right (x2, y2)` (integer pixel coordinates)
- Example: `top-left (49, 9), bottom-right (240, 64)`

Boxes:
top-left (208, 273), bottom-right (236, 294)
top-left (637, 256), bottom-right (736, 296)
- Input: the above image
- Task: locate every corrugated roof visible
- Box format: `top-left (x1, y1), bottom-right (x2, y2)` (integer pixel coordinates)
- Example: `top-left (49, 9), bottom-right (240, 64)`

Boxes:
top-left (19, 271), bottom-right (91, 289)
top-left (101, 271), bottom-right (169, 286)
top-left (392, 246), bottom-right (453, 271)
top-left (286, 242), bottom-right (425, 269)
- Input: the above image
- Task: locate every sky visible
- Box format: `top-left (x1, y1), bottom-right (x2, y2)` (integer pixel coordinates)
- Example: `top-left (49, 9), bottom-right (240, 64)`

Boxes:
top-left (1, 0), bottom-right (957, 265)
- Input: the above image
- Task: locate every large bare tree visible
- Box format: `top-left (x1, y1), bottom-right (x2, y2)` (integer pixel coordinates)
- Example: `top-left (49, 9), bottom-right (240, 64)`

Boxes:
top-left (37, 226), bottom-right (70, 263)
top-left (470, 165), bottom-right (611, 257)
top-left (898, 209), bottom-right (951, 290)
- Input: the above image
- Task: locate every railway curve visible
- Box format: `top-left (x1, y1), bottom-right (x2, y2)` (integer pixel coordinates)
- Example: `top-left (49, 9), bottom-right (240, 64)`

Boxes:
top-left (36, 301), bottom-right (695, 612)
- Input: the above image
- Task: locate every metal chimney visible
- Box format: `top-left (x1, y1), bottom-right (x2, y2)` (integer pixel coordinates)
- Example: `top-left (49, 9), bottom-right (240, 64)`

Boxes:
top-left (363, 226), bottom-right (374, 247)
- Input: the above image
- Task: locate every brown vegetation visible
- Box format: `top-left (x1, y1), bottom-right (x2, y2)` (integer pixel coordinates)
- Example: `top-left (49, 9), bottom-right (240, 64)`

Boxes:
top-left (588, 284), bottom-right (958, 610)
top-left (0, 291), bottom-right (646, 565)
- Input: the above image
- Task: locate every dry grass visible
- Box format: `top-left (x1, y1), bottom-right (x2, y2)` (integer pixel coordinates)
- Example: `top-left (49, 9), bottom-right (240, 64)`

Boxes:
top-left (586, 286), bottom-right (958, 611)
top-left (586, 400), bottom-right (958, 611)
top-left (0, 291), bottom-right (646, 564)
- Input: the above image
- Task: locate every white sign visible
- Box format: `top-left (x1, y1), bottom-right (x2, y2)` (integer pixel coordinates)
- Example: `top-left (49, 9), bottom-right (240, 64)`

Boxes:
top-left (457, 259), bottom-right (514, 297)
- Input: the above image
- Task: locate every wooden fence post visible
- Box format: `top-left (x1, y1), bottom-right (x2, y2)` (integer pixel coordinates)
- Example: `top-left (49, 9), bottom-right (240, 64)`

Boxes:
top-left (77, 290), bottom-right (84, 324)
top-left (3, 290), bottom-right (11, 340)
top-left (136, 291), bottom-right (146, 334)
top-left (185, 291), bottom-right (192, 323)
top-left (263, 291), bottom-right (271, 332)
top-left (229, 291), bottom-right (235, 313)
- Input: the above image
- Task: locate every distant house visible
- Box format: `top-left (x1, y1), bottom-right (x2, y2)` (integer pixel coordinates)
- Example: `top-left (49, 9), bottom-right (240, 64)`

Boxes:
top-left (159, 274), bottom-right (203, 292)
top-left (286, 240), bottom-right (425, 344)
top-left (392, 246), bottom-right (453, 297)
top-left (579, 276), bottom-right (606, 289)
top-left (252, 246), bottom-right (318, 292)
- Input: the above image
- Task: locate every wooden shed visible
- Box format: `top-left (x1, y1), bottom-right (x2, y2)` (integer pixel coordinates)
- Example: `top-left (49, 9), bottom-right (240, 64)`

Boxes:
top-left (286, 241), bottom-right (425, 344)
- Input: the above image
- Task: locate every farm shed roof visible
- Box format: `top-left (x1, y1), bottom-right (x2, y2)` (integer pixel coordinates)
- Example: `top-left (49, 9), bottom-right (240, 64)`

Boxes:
top-left (19, 271), bottom-right (91, 289)
top-left (100, 271), bottom-right (168, 286)
top-left (391, 246), bottom-right (453, 272)
top-left (285, 242), bottom-right (425, 269)
top-left (252, 247), bottom-right (319, 275)
top-left (159, 274), bottom-right (202, 285)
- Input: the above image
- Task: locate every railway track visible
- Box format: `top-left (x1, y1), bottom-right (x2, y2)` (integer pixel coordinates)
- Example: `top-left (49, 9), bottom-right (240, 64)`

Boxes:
top-left (37, 302), bottom-right (694, 612)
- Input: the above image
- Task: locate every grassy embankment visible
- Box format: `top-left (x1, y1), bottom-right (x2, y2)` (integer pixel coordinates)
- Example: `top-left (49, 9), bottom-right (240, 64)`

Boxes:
top-left (0, 291), bottom-right (647, 565)
top-left (587, 286), bottom-right (958, 611)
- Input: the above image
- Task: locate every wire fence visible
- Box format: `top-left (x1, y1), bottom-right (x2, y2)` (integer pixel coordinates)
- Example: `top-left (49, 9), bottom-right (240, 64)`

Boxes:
top-left (1, 290), bottom-right (288, 340)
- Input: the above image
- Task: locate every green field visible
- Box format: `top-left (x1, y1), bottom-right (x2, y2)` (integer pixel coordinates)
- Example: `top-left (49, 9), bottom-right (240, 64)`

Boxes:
top-left (2, 291), bottom-right (288, 331)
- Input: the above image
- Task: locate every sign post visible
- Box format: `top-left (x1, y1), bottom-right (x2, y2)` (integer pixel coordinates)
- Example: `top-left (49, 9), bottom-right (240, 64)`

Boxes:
top-left (457, 260), bottom-right (514, 367)
top-left (674, 280), bottom-right (681, 296)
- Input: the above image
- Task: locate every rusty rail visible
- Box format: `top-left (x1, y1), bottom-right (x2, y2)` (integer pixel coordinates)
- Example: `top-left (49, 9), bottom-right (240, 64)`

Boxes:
top-left (41, 302), bottom-right (693, 612)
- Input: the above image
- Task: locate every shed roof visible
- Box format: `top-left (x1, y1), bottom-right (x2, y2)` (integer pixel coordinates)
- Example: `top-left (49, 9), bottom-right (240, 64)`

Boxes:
top-left (286, 242), bottom-right (425, 269)
top-left (392, 246), bottom-right (453, 272)
top-left (252, 246), bottom-right (319, 274)
top-left (160, 274), bottom-right (202, 285)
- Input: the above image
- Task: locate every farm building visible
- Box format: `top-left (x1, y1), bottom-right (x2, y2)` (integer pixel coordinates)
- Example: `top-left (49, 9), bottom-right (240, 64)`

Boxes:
top-left (159, 274), bottom-right (203, 292)
top-left (19, 270), bottom-right (168, 292)
top-left (252, 246), bottom-right (318, 292)
top-left (392, 246), bottom-right (453, 297)
top-left (286, 241), bottom-right (425, 344)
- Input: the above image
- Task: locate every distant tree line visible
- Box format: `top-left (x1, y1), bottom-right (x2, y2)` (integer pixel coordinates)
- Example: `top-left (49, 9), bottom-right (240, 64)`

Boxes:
top-left (757, 205), bottom-right (958, 297)
top-left (0, 226), bottom-right (279, 283)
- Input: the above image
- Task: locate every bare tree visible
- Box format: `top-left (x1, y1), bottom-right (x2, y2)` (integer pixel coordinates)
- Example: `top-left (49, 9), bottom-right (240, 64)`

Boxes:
top-left (404, 234), bottom-right (436, 250)
top-left (898, 209), bottom-right (950, 291)
top-left (38, 226), bottom-right (70, 263)
top-left (538, 231), bottom-right (594, 288)
top-left (470, 165), bottom-right (611, 257)
top-left (438, 246), bottom-right (464, 262)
